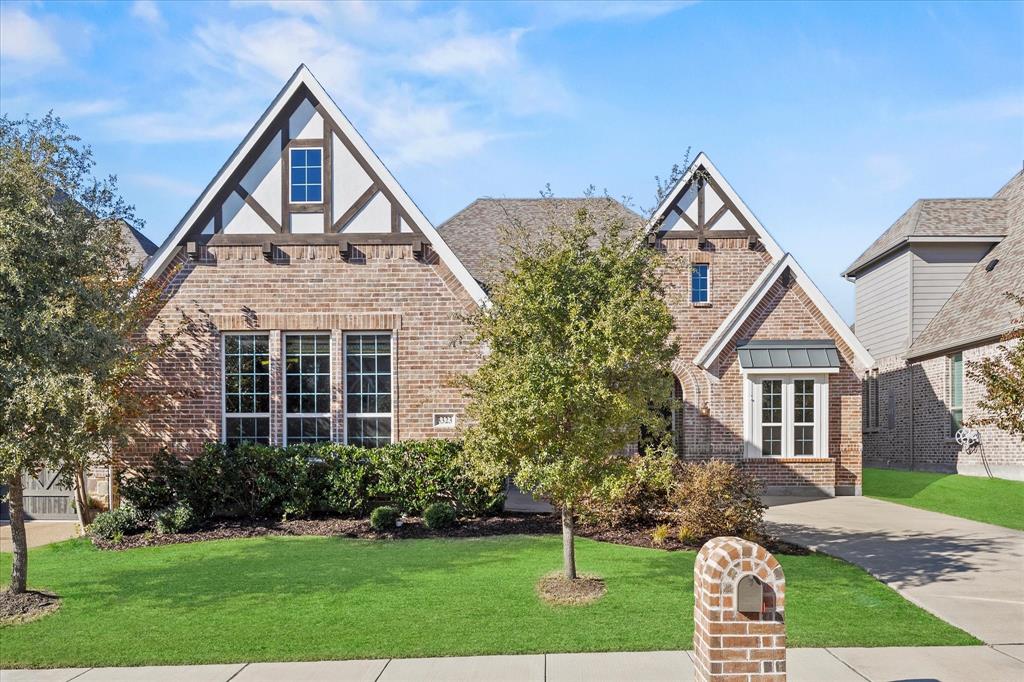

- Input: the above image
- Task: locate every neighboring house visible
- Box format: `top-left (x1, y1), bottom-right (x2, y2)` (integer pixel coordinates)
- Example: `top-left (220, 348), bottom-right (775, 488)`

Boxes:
top-left (117, 65), bottom-right (870, 498)
top-left (843, 171), bottom-right (1024, 480)
top-left (440, 157), bottom-right (872, 496)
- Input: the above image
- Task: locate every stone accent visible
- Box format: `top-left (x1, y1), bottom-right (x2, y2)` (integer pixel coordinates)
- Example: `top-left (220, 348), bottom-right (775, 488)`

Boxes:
top-left (864, 339), bottom-right (1024, 481)
top-left (693, 536), bottom-right (787, 682)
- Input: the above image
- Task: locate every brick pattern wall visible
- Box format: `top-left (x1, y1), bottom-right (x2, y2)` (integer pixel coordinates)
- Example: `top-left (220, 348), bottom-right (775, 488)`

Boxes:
top-left (119, 242), bottom-right (479, 467)
top-left (693, 536), bottom-right (787, 682)
top-left (659, 237), bottom-right (863, 493)
top-left (865, 339), bottom-right (1024, 479)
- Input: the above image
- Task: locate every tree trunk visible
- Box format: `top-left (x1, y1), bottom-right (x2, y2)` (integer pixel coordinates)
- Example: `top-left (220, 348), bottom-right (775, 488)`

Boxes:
top-left (8, 473), bottom-right (28, 594)
top-left (73, 465), bottom-right (93, 531)
top-left (561, 505), bottom-right (577, 580)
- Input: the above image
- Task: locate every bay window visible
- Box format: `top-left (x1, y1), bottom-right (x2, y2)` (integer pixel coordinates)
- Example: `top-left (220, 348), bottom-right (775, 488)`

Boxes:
top-left (745, 374), bottom-right (829, 457)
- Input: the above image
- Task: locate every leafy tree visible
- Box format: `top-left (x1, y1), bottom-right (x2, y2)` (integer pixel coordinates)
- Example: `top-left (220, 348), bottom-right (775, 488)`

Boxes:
top-left (0, 114), bottom-right (172, 593)
top-left (461, 203), bottom-right (677, 579)
top-left (966, 292), bottom-right (1024, 438)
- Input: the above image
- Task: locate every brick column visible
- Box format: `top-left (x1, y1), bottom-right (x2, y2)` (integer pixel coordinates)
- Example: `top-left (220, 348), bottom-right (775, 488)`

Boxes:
top-left (693, 537), bottom-right (786, 681)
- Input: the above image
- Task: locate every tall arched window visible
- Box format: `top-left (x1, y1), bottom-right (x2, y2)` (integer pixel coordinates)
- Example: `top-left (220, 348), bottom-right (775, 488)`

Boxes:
top-left (672, 376), bottom-right (685, 454)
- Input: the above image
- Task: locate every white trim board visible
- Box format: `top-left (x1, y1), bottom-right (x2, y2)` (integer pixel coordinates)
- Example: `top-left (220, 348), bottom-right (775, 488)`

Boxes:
top-left (694, 253), bottom-right (874, 371)
top-left (645, 152), bottom-right (785, 261)
top-left (142, 64), bottom-right (489, 307)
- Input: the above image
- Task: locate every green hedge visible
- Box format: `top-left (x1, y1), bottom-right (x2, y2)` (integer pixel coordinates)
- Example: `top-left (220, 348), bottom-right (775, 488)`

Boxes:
top-left (119, 440), bottom-right (504, 523)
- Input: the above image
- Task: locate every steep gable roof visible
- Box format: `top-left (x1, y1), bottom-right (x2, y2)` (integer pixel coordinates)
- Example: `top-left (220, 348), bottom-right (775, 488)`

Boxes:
top-left (646, 152), bottom-right (785, 261)
top-left (694, 254), bottom-right (874, 370)
top-left (121, 221), bottom-right (158, 267)
top-left (907, 171), bottom-right (1024, 360)
top-left (142, 64), bottom-right (487, 306)
top-left (437, 197), bottom-right (642, 288)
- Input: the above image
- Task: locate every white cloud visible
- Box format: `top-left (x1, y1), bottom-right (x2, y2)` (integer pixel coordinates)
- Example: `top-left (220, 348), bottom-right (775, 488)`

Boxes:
top-left (865, 154), bottom-right (912, 192)
top-left (414, 31), bottom-right (525, 76)
top-left (0, 7), bottom-right (65, 67)
top-left (533, 0), bottom-right (696, 25)
top-left (58, 98), bottom-right (124, 118)
top-left (130, 173), bottom-right (203, 198)
top-left (130, 0), bottom-right (164, 27)
top-left (103, 112), bottom-right (252, 143)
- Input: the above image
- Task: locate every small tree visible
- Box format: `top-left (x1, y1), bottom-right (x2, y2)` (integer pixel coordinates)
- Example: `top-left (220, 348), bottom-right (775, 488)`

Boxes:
top-left (461, 203), bottom-right (677, 579)
top-left (966, 292), bottom-right (1024, 438)
top-left (0, 114), bottom-right (172, 593)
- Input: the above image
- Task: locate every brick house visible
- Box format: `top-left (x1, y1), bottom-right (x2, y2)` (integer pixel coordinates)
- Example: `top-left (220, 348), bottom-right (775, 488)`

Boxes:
top-left (119, 65), bottom-right (870, 497)
top-left (440, 156), bottom-right (872, 496)
top-left (844, 171), bottom-right (1024, 480)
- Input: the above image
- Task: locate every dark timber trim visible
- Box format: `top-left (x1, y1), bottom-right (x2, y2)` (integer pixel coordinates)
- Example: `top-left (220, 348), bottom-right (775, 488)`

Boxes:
top-left (333, 185), bottom-right (379, 232)
top-left (236, 184), bottom-right (282, 233)
top-left (206, 233), bottom-right (422, 247)
top-left (322, 117), bottom-right (332, 232)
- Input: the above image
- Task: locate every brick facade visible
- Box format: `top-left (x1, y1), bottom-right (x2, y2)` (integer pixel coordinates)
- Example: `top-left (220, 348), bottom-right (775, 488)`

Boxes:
top-left (660, 238), bottom-right (863, 495)
top-left (864, 339), bottom-right (1023, 480)
top-left (119, 242), bottom-right (478, 467)
top-left (693, 536), bottom-right (787, 681)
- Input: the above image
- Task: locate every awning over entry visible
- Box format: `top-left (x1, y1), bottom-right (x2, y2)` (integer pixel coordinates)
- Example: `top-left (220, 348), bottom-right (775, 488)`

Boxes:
top-left (736, 340), bottom-right (840, 370)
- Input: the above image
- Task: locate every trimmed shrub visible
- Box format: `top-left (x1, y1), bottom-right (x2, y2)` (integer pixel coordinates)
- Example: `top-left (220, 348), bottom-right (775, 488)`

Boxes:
top-left (423, 502), bottom-right (456, 530)
top-left (154, 502), bottom-right (197, 535)
top-left (580, 445), bottom-right (677, 527)
top-left (119, 439), bottom-right (504, 526)
top-left (673, 459), bottom-right (765, 542)
top-left (370, 505), bottom-right (399, 531)
top-left (89, 502), bottom-right (146, 540)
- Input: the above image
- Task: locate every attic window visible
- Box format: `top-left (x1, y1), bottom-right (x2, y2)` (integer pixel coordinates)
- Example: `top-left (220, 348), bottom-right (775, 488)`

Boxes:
top-left (290, 148), bottom-right (322, 203)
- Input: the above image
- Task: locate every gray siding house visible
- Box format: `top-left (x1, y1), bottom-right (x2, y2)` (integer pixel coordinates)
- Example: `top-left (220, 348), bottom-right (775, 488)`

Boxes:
top-left (843, 170), bottom-right (1024, 480)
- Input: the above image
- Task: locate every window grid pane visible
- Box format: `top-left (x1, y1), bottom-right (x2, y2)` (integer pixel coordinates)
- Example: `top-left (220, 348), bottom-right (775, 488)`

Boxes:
top-left (691, 264), bottom-right (709, 303)
top-left (794, 379), bottom-right (815, 455)
top-left (346, 334), bottom-right (392, 448)
top-left (223, 334), bottom-right (270, 446)
top-left (761, 379), bottom-right (782, 456)
top-left (949, 352), bottom-right (963, 434)
top-left (285, 334), bottom-right (331, 444)
top-left (289, 148), bottom-right (323, 203)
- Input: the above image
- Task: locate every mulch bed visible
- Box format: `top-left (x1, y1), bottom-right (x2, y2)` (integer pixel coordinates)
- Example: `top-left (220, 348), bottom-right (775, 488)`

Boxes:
top-left (536, 572), bottom-right (607, 606)
top-left (0, 590), bottom-right (61, 625)
top-left (93, 513), bottom-right (808, 556)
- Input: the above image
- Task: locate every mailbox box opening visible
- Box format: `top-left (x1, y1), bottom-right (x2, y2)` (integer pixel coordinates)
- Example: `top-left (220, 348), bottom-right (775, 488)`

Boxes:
top-left (736, 574), bottom-right (777, 620)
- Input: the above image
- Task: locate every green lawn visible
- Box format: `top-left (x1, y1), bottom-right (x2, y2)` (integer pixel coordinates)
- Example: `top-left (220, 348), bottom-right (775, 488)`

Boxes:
top-left (865, 467), bottom-right (1024, 530)
top-left (1, 534), bottom-right (975, 667)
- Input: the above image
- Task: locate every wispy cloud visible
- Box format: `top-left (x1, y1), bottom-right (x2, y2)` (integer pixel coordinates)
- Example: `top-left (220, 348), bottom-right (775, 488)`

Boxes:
top-left (58, 98), bottom-right (125, 118)
top-left (130, 172), bottom-right (203, 198)
top-left (532, 0), bottom-right (697, 25)
top-left (130, 0), bottom-right (164, 27)
top-left (0, 7), bottom-right (65, 68)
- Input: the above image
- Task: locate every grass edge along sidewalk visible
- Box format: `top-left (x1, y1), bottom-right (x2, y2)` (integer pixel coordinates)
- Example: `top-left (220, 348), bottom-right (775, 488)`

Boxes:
top-left (1, 533), bottom-right (976, 669)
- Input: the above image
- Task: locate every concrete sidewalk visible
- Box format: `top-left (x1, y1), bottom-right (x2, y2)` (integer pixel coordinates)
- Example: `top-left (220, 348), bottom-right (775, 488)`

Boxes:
top-left (0, 521), bottom-right (80, 550)
top-left (4, 647), bottom-right (1024, 681)
top-left (765, 496), bottom-right (1024, 645)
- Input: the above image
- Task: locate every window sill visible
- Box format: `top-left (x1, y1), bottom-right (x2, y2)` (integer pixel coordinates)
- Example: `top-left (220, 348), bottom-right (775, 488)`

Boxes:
top-left (691, 302), bottom-right (712, 308)
top-left (743, 456), bottom-right (832, 463)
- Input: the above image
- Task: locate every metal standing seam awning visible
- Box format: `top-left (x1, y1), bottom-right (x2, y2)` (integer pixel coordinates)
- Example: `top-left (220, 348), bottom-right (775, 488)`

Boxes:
top-left (736, 340), bottom-right (841, 370)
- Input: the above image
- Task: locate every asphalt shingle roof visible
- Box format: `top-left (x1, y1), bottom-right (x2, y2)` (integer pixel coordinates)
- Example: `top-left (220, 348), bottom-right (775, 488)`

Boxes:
top-left (844, 196), bottom-right (1010, 277)
top-left (437, 197), bottom-right (643, 288)
top-left (907, 171), bottom-right (1024, 359)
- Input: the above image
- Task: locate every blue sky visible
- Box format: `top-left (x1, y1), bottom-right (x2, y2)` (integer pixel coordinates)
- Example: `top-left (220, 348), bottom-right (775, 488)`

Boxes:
top-left (2, 0), bottom-right (1022, 320)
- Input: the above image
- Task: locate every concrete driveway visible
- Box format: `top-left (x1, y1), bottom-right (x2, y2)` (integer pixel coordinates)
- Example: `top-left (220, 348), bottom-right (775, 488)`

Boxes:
top-left (0, 521), bottom-right (80, 551)
top-left (765, 496), bottom-right (1024, 645)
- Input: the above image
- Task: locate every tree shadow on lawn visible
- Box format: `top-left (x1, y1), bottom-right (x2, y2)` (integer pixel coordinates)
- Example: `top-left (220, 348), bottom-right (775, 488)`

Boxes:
top-left (766, 520), bottom-right (1022, 590)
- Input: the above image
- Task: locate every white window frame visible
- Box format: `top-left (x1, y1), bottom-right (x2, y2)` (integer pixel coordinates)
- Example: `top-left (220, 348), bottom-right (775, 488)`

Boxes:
top-left (343, 332), bottom-right (395, 447)
top-left (691, 262), bottom-right (711, 305)
top-left (221, 332), bottom-right (272, 445)
top-left (947, 352), bottom-right (964, 437)
top-left (282, 332), bottom-right (333, 445)
top-left (289, 147), bottom-right (323, 205)
top-left (743, 370), bottom-right (831, 457)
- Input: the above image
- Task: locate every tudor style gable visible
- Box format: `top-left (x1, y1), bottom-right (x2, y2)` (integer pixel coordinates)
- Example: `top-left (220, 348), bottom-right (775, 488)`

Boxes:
top-left (144, 64), bottom-right (485, 305)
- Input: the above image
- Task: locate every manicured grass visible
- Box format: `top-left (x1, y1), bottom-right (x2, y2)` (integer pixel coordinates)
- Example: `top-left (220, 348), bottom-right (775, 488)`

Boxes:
top-left (1, 534), bottom-right (975, 668)
top-left (865, 467), bottom-right (1024, 530)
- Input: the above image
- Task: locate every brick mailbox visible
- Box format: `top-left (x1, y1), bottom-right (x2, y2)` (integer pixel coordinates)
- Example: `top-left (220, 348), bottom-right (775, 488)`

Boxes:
top-left (693, 537), bottom-right (786, 681)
